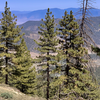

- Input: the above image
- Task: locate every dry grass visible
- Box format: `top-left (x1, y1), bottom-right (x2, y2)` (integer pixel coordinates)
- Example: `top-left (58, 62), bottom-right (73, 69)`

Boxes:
top-left (0, 84), bottom-right (46, 100)
top-left (30, 52), bottom-right (39, 59)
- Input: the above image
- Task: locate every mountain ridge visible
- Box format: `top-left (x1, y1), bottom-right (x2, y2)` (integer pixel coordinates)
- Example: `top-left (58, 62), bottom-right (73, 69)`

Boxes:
top-left (17, 16), bottom-right (100, 54)
top-left (1, 8), bottom-right (100, 24)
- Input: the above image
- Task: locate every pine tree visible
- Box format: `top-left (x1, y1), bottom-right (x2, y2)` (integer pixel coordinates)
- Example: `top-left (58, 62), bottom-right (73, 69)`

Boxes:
top-left (0, 1), bottom-right (24, 84)
top-left (0, 58), bottom-right (4, 83)
top-left (12, 38), bottom-right (37, 95)
top-left (34, 8), bottom-right (59, 100)
top-left (57, 10), bottom-right (100, 100)
top-left (91, 46), bottom-right (100, 56)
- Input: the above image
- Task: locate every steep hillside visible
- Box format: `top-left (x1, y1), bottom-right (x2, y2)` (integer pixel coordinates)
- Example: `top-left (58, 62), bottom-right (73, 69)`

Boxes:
top-left (0, 16), bottom-right (99, 56)
top-left (18, 16), bottom-right (100, 53)
top-left (0, 84), bottom-right (46, 100)
top-left (18, 19), bottom-right (60, 53)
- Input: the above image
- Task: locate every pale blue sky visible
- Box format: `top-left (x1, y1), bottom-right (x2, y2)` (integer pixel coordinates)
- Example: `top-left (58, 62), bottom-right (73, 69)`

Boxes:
top-left (0, 0), bottom-right (99, 11)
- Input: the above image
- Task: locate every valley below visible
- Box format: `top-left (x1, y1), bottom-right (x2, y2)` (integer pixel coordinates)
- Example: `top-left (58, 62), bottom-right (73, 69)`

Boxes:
top-left (16, 17), bottom-right (100, 68)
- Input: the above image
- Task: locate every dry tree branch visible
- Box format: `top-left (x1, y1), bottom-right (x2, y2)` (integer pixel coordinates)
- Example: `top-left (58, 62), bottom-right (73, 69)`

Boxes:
top-left (77, 0), bottom-right (98, 83)
top-left (78, 0), bottom-right (96, 46)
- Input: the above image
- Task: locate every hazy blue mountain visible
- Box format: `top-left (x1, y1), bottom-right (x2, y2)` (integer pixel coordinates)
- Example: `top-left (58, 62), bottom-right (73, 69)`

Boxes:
top-left (0, 11), bottom-right (31, 14)
top-left (24, 8), bottom-right (79, 19)
top-left (0, 11), bottom-right (31, 24)
top-left (17, 8), bottom-right (100, 20)
top-left (1, 8), bottom-right (100, 24)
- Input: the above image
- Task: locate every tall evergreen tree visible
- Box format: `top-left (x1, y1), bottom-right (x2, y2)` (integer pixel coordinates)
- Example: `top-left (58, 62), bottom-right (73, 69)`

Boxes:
top-left (12, 38), bottom-right (37, 95)
top-left (0, 58), bottom-right (4, 83)
top-left (57, 10), bottom-right (100, 100)
top-left (91, 46), bottom-right (100, 56)
top-left (34, 8), bottom-right (59, 100)
top-left (0, 1), bottom-right (24, 84)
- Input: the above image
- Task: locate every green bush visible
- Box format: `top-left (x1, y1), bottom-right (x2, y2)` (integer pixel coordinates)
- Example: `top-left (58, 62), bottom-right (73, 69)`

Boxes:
top-left (0, 92), bottom-right (13, 99)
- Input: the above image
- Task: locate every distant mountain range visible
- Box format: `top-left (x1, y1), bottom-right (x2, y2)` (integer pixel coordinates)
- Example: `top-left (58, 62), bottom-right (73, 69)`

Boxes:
top-left (17, 16), bottom-right (100, 66)
top-left (15, 16), bottom-right (100, 54)
top-left (0, 8), bottom-right (100, 24)
top-left (0, 8), bottom-right (100, 59)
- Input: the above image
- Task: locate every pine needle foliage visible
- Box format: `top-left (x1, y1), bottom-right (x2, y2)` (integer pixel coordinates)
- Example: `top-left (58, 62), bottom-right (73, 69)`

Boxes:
top-left (56, 10), bottom-right (100, 100)
top-left (34, 8), bottom-right (59, 100)
top-left (0, 1), bottom-right (24, 84)
top-left (12, 38), bottom-right (37, 95)
top-left (91, 45), bottom-right (100, 56)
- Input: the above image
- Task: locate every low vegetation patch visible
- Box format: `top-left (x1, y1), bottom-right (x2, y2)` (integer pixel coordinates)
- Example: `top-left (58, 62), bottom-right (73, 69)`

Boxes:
top-left (0, 84), bottom-right (46, 100)
top-left (0, 92), bottom-right (13, 99)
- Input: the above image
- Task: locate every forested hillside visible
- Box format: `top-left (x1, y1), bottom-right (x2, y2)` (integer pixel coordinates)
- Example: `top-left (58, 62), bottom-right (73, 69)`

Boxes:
top-left (0, 1), bottom-right (100, 100)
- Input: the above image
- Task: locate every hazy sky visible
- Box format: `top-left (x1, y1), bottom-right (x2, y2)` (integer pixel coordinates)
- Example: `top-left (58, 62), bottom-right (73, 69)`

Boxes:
top-left (0, 0), bottom-right (99, 11)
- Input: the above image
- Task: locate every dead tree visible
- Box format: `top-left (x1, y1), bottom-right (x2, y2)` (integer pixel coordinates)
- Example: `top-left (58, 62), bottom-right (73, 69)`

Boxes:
top-left (78, 0), bottom-right (97, 83)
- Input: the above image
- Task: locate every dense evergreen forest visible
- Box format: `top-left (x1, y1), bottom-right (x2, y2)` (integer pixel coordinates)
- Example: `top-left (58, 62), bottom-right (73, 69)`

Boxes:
top-left (1, 1), bottom-right (100, 100)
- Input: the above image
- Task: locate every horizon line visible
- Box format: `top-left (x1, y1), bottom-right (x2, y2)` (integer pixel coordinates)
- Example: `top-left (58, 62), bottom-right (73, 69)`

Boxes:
top-left (0, 7), bottom-right (99, 12)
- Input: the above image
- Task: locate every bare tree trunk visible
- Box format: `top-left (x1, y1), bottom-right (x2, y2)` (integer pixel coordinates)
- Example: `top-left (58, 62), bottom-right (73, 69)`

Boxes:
top-left (79, 0), bottom-right (97, 83)
top-left (79, 0), bottom-right (96, 45)
top-left (58, 84), bottom-right (61, 100)
top-left (47, 52), bottom-right (49, 100)
top-left (5, 3), bottom-right (8, 84)
top-left (5, 41), bottom-right (8, 84)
